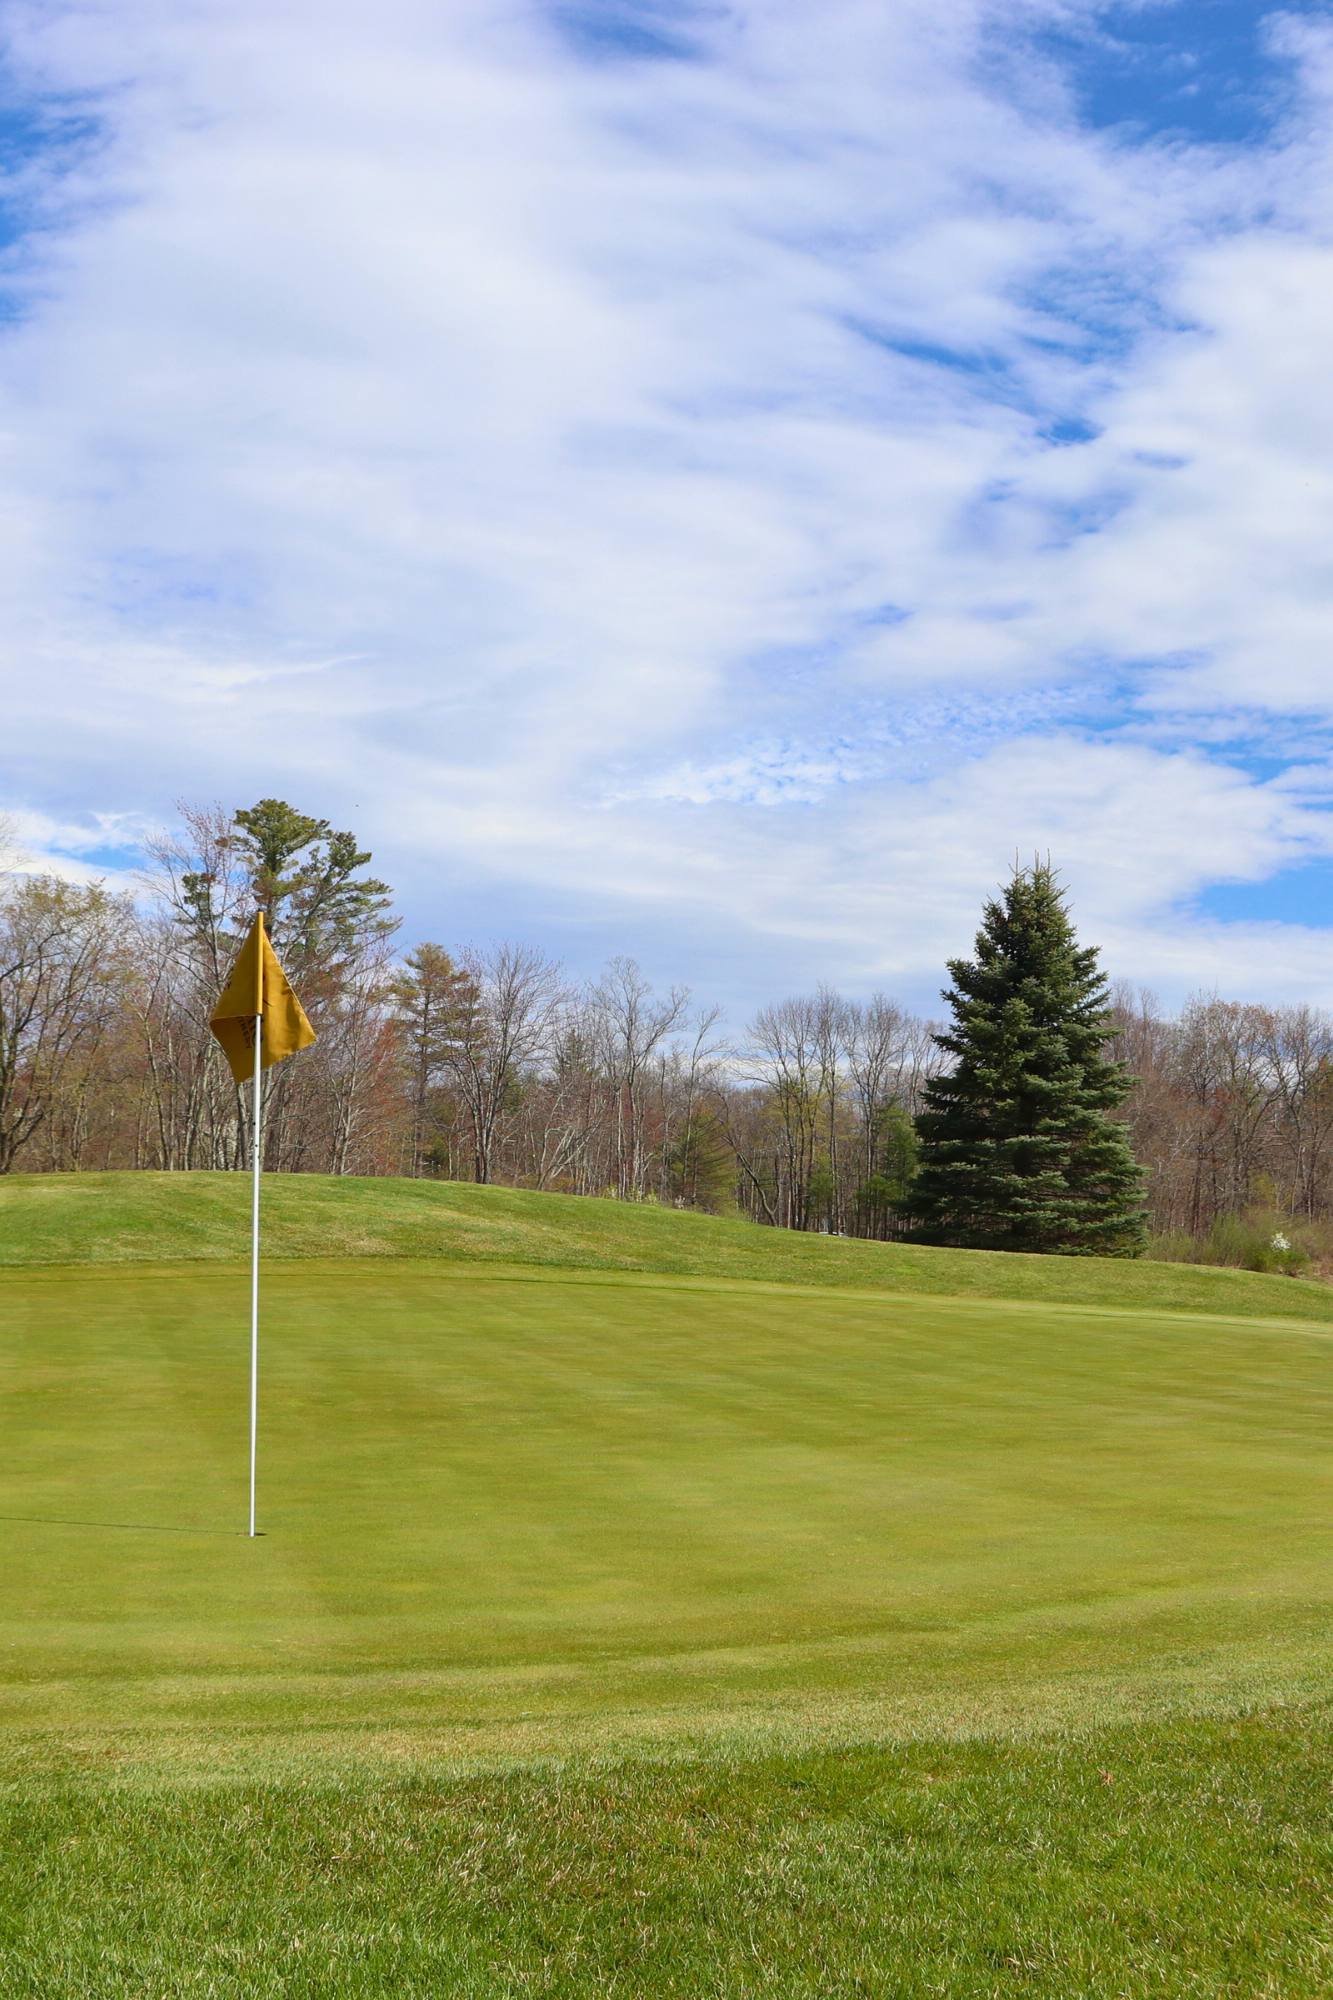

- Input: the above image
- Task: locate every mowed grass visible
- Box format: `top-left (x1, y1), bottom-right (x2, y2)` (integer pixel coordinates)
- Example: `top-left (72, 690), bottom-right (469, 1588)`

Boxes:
top-left (6, 1166), bottom-right (1333, 1322)
top-left (2, 1177), bottom-right (1332, 1993)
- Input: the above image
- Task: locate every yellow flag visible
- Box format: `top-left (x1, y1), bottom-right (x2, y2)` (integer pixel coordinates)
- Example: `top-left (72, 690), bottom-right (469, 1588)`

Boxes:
top-left (209, 911), bottom-right (317, 1085)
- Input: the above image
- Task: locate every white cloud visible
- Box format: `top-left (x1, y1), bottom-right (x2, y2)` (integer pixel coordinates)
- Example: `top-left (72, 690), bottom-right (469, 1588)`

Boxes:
top-left (1, 807), bottom-right (152, 887)
top-left (0, 0), bottom-right (1332, 1007)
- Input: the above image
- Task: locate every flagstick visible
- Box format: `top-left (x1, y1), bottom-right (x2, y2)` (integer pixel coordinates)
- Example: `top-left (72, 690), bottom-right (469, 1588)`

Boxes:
top-left (249, 1023), bottom-right (262, 1539)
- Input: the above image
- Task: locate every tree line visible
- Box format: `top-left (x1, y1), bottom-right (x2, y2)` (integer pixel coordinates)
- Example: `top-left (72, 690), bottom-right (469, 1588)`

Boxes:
top-left (3, 799), bottom-right (1332, 1264)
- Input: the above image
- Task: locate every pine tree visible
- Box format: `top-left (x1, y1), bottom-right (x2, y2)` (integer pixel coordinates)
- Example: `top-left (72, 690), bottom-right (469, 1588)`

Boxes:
top-left (387, 944), bottom-right (477, 1178)
top-left (912, 862), bottom-right (1145, 1256)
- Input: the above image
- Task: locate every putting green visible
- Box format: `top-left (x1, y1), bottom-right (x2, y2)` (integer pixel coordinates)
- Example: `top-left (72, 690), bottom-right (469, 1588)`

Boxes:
top-left (5, 1257), bottom-right (1331, 1778)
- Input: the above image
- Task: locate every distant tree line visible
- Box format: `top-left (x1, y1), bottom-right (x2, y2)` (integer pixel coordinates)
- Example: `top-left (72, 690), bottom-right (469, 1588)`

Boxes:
top-left (0, 800), bottom-right (942, 1233)
top-left (1108, 988), bottom-right (1333, 1261)
top-left (3, 800), bottom-right (1331, 1265)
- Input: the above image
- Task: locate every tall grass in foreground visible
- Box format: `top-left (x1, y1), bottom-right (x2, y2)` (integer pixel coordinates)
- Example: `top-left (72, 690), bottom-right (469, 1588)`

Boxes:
top-left (3, 1711), bottom-right (1330, 1998)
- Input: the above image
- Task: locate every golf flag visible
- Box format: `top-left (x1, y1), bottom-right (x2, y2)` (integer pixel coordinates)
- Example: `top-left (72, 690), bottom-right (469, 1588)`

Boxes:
top-left (209, 912), bottom-right (316, 1083)
top-left (209, 911), bottom-right (316, 1539)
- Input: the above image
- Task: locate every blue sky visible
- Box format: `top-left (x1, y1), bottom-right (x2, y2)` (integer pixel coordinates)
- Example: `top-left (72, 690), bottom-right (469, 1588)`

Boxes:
top-left (1045, 0), bottom-right (1304, 142)
top-left (3, 0), bottom-right (1333, 1021)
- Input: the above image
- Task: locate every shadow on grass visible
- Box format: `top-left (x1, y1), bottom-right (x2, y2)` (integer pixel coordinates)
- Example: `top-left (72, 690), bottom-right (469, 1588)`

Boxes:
top-left (0, 1515), bottom-right (255, 1537)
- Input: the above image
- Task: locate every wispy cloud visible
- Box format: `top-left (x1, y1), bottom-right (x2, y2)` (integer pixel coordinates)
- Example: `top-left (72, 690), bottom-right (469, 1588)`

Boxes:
top-left (3, 806), bottom-right (153, 886)
top-left (2, 0), bottom-right (1332, 1007)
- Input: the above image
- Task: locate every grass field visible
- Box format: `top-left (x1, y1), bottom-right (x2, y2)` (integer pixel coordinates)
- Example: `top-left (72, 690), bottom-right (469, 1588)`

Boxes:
top-left (7, 1166), bottom-right (1333, 1322)
top-left (2, 1175), bottom-right (1331, 1995)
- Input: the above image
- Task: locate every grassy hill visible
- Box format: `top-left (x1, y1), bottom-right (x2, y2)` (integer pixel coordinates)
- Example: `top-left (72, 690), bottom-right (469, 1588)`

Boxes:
top-left (4, 1167), bottom-right (1333, 1322)
top-left (3, 1173), bottom-right (1331, 1996)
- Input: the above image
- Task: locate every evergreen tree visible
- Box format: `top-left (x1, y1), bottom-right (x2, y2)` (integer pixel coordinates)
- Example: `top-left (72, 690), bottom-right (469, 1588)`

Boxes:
top-left (912, 862), bottom-right (1145, 1256)
top-left (229, 799), bottom-right (395, 972)
top-left (177, 798), bottom-right (395, 980)
top-left (387, 944), bottom-right (477, 1178)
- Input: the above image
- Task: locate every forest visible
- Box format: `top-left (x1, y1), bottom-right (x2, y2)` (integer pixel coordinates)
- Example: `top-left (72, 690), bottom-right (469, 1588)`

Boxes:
top-left (4, 798), bottom-right (1332, 1273)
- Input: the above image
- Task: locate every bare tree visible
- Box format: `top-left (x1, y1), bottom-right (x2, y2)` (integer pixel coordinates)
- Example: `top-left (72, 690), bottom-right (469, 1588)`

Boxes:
top-left (845, 995), bottom-right (907, 1188)
top-left (722, 1085), bottom-right (781, 1227)
top-left (1262, 1005), bottom-right (1333, 1220)
top-left (743, 996), bottom-right (833, 1230)
top-left (589, 958), bottom-right (688, 1199)
top-left (317, 936), bottom-right (400, 1176)
top-left (445, 943), bottom-right (564, 1184)
top-left (140, 804), bottom-right (259, 1168)
top-left (0, 878), bottom-right (127, 1172)
top-left (659, 1003), bottom-right (724, 1204)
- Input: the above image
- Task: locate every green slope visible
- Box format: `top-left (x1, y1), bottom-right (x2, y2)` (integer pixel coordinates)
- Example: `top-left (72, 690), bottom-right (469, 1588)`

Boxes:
top-left (4, 1168), bottom-right (1332, 1322)
top-left (6, 1179), bottom-right (1332, 1996)
top-left (5, 1258), bottom-right (1331, 1775)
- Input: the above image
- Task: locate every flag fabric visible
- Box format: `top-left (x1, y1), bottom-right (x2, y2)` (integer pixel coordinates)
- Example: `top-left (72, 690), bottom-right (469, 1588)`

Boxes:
top-left (209, 912), bottom-right (317, 1084)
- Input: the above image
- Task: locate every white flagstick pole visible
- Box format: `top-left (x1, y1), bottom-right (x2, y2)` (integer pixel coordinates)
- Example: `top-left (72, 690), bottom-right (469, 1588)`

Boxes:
top-left (249, 1020), bottom-right (263, 1538)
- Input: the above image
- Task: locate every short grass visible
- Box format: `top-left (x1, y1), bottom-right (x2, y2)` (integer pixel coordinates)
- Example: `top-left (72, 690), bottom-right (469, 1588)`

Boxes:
top-left (3, 1176), bottom-right (1331, 1994)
